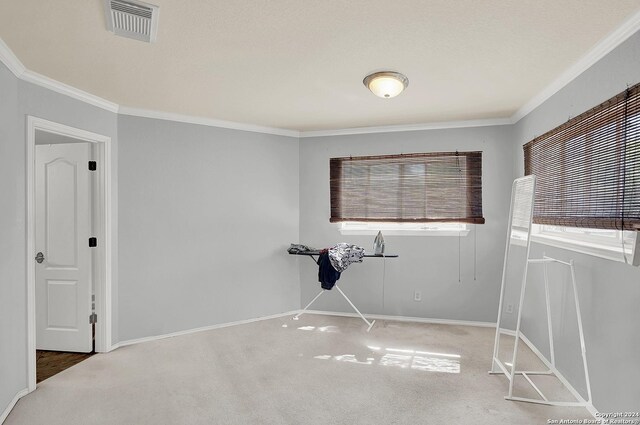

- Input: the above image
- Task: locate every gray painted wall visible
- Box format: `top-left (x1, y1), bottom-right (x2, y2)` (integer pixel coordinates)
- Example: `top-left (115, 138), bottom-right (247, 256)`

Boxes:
top-left (117, 116), bottom-right (300, 341)
top-left (298, 126), bottom-right (514, 323)
top-left (511, 31), bottom-right (640, 411)
top-left (0, 61), bottom-right (119, 417)
top-left (18, 78), bottom-right (121, 347)
top-left (0, 59), bottom-right (25, 420)
top-left (2, 28), bottom-right (639, 418)
top-left (0, 69), bottom-right (301, 416)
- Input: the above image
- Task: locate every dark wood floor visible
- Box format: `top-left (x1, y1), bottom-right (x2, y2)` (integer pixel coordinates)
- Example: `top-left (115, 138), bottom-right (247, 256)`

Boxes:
top-left (36, 350), bottom-right (94, 383)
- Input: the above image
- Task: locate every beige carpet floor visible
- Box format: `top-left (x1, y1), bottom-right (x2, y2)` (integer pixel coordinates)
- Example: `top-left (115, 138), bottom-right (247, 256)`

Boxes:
top-left (6, 314), bottom-right (593, 424)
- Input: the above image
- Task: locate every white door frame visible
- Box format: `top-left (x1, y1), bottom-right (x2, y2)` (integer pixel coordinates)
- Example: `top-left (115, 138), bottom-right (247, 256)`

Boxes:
top-left (26, 116), bottom-right (113, 392)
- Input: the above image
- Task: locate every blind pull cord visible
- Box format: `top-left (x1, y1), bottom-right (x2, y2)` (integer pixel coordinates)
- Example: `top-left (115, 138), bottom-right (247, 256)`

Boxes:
top-left (474, 224), bottom-right (477, 281)
top-left (620, 231), bottom-right (629, 265)
top-left (458, 229), bottom-right (462, 283)
top-left (621, 88), bottom-right (630, 265)
top-left (382, 254), bottom-right (386, 310)
top-left (457, 151), bottom-right (462, 283)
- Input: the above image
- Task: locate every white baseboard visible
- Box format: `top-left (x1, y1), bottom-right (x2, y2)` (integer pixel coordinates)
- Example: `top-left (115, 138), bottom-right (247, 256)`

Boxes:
top-left (496, 329), bottom-right (597, 418)
top-left (305, 312), bottom-right (597, 416)
top-left (110, 310), bottom-right (494, 351)
top-left (109, 309), bottom-right (596, 417)
top-left (0, 388), bottom-right (28, 425)
top-left (302, 309), bottom-right (496, 328)
top-left (112, 311), bottom-right (299, 350)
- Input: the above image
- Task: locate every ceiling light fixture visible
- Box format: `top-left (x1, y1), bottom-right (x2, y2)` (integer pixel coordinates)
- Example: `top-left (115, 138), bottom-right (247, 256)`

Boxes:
top-left (363, 71), bottom-right (409, 98)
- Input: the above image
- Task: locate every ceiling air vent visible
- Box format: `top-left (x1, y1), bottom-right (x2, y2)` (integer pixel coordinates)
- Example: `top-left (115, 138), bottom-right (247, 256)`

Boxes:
top-left (104, 0), bottom-right (159, 43)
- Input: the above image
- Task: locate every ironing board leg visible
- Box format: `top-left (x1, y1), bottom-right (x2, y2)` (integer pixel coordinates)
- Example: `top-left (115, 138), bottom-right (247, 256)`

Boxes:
top-left (293, 289), bottom-right (326, 320)
top-left (334, 285), bottom-right (376, 332)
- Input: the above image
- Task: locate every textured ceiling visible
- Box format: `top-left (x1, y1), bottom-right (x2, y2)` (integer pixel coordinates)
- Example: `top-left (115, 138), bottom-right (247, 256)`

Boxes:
top-left (1, 1), bottom-right (640, 131)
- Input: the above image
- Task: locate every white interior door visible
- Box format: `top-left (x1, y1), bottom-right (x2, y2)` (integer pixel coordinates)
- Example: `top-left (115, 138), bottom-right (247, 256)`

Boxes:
top-left (35, 143), bottom-right (93, 353)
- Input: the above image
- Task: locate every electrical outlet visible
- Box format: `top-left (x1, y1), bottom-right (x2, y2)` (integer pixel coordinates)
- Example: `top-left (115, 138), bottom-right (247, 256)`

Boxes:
top-left (506, 304), bottom-right (514, 314)
top-left (414, 291), bottom-right (422, 302)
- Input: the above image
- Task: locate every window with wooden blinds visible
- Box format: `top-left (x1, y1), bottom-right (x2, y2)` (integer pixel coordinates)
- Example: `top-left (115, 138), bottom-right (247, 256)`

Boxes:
top-left (524, 83), bottom-right (640, 231)
top-left (329, 151), bottom-right (484, 224)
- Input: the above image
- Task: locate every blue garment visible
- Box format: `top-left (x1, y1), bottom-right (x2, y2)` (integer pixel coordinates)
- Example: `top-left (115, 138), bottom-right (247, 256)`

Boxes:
top-left (317, 251), bottom-right (341, 290)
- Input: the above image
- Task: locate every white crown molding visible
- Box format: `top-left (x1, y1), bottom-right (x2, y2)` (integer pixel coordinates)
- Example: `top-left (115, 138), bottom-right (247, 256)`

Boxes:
top-left (0, 43), bottom-right (516, 136)
top-left (298, 118), bottom-right (513, 138)
top-left (511, 9), bottom-right (640, 123)
top-left (3, 11), bottom-right (640, 137)
top-left (0, 37), bottom-right (118, 113)
top-left (0, 37), bottom-right (25, 77)
top-left (118, 106), bottom-right (300, 138)
top-left (1, 35), bottom-right (510, 136)
top-left (22, 69), bottom-right (119, 113)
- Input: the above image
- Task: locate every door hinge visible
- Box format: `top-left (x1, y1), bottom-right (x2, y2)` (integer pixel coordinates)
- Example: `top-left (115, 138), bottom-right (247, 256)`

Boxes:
top-left (88, 161), bottom-right (97, 171)
top-left (89, 313), bottom-right (97, 325)
top-left (89, 237), bottom-right (97, 247)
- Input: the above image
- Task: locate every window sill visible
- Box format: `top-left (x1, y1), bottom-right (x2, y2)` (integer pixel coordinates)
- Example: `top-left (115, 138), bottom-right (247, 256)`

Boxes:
top-left (530, 233), bottom-right (639, 266)
top-left (338, 228), bottom-right (471, 237)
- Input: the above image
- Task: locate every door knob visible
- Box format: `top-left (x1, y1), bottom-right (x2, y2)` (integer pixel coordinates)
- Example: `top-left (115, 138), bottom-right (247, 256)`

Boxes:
top-left (35, 252), bottom-right (44, 264)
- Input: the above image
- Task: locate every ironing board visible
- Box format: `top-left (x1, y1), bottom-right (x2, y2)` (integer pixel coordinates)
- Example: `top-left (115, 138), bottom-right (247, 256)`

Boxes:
top-left (289, 250), bottom-right (398, 332)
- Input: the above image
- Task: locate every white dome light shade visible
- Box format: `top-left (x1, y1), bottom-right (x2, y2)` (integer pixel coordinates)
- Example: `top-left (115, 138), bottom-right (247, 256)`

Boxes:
top-left (363, 71), bottom-right (409, 98)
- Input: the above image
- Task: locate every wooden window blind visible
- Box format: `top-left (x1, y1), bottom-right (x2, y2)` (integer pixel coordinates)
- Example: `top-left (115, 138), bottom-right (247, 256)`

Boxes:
top-left (524, 83), bottom-right (640, 231)
top-left (329, 151), bottom-right (484, 224)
